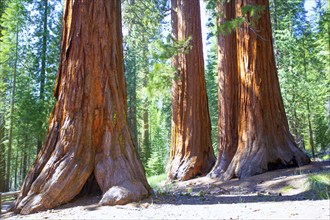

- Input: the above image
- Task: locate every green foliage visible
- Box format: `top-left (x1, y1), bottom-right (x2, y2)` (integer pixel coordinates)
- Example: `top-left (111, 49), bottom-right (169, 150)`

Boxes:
top-left (146, 151), bottom-right (165, 176)
top-left (146, 173), bottom-right (167, 190)
top-left (205, 38), bottom-right (218, 152)
top-left (241, 4), bottom-right (265, 27)
top-left (218, 17), bottom-right (244, 35)
top-left (273, 0), bottom-right (330, 154)
top-left (0, 0), bottom-right (62, 190)
top-left (123, 0), bottom-right (171, 171)
top-left (216, 3), bottom-right (265, 35)
top-left (308, 173), bottom-right (330, 199)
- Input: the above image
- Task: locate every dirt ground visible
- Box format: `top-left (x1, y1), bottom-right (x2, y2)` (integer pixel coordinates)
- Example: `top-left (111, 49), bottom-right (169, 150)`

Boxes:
top-left (2, 161), bottom-right (330, 219)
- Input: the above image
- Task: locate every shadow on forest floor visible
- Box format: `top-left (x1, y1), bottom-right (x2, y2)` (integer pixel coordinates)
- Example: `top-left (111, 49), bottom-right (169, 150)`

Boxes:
top-left (146, 161), bottom-right (330, 205)
top-left (81, 161), bottom-right (330, 211)
top-left (2, 161), bottom-right (329, 218)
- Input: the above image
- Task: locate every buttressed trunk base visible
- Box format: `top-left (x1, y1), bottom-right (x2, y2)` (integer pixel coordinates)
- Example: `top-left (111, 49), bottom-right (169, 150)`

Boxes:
top-left (15, 0), bottom-right (151, 214)
top-left (210, 0), bottom-right (310, 180)
top-left (168, 0), bottom-right (215, 181)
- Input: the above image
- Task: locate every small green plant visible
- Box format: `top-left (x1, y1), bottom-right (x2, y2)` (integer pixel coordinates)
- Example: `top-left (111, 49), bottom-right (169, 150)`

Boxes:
top-left (322, 154), bottom-right (330, 161)
top-left (147, 173), bottom-right (167, 191)
top-left (308, 173), bottom-right (330, 199)
top-left (238, 196), bottom-right (245, 203)
top-left (197, 190), bottom-right (206, 197)
top-left (157, 183), bottom-right (174, 196)
top-left (281, 185), bottom-right (296, 193)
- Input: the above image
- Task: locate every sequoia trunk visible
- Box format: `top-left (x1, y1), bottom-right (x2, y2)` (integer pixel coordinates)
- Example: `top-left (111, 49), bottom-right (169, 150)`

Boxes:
top-left (168, 0), bottom-right (215, 181)
top-left (15, 0), bottom-right (151, 214)
top-left (209, 0), bottom-right (238, 178)
top-left (221, 0), bottom-right (310, 179)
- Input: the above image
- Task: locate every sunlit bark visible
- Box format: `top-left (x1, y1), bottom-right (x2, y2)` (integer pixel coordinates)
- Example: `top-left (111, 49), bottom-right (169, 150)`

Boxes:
top-left (15, 0), bottom-right (151, 214)
top-left (168, 0), bottom-right (215, 181)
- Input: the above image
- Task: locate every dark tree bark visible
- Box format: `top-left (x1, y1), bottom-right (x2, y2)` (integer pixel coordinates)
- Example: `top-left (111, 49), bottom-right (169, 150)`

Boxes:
top-left (209, 0), bottom-right (238, 178)
top-left (15, 0), bottom-right (151, 214)
top-left (217, 0), bottom-right (310, 180)
top-left (168, 0), bottom-right (215, 181)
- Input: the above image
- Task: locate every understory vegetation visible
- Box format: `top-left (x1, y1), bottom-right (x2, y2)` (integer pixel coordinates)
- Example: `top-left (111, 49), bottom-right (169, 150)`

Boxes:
top-left (0, 0), bottom-right (329, 191)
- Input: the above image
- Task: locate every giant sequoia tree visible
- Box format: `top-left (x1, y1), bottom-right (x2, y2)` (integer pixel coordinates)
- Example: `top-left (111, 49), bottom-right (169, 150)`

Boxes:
top-left (210, 0), bottom-right (310, 179)
top-left (15, 0), bottom-right (151, 214)
top-left (168, 0), bottom-right (215, 181)
top-left (209, 0), bottom-right (238, 177)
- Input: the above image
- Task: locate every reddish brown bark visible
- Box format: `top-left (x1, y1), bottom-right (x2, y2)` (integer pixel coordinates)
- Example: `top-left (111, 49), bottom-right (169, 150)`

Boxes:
top-left (15, 0), bottom-right (151, 214)
top-left (218, 0), bottom-right (310, 180)
top-left (209, 0), bottom-right (238, 178)
top-left (168, 0), bottom-right (215, 181)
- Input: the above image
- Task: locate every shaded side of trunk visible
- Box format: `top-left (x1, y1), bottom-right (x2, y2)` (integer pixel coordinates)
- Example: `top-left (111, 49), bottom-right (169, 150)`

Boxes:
top-left (222, 0), bottom-right (310, 180)
top-left (15, 0), bottom-right (151, 214)
top-left (168, 0), bottom-right (215, 181)
top-left (209, 0), bottom-right (238, 178)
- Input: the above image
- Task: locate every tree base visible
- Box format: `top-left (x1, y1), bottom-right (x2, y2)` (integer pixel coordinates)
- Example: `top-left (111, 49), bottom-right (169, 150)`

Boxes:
top-left (168, 155), bottom-right (215, 181)
top-left (211, 141), bottom-right (311, 181)
top-left (99, 181), bottom-right (149, 206)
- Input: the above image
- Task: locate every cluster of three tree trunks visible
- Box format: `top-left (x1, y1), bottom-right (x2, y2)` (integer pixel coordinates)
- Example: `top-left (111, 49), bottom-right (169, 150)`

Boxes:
top-left (15, 0), bottom-right (309, 215)
top-left (168, 0), bottom-right (309, 181)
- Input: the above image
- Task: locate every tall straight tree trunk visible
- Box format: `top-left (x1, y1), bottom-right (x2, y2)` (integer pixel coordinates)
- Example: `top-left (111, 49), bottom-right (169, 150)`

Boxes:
top-left (168, 0), bottom-right (215, 181)
top-left (0, 0), bottom-right (6, 192)
top-left (0, 114), bottom-right (5, 191)
top-left (22, 133), bottom-right (28, 180)
top-left (130, 59), bottom-right (138, 147)
top-left (307, 101), bottom-right (315, 159)
top-left (14, 148), bottom-right (19, 189)
top-left (15, 0), bottom-right (151, 214)
top-left (126, 47), bottom-right (138, 149)
top-left (6, 23), bottom-right (19, 191)
top-left (141, 43), bottom-right (150, 163)
top-left (221, 0), bottom-right (310, 180)
top-left (37, 0), bottom-right (49, 153)
top-left (126, 0), bottom-right (138, 149)
top-left (209, 0), bottom-right (238, 178)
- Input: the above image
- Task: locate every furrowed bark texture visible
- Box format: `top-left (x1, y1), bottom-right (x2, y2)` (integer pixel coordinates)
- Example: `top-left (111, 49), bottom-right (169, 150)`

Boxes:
top-left (15, 0), bottom-right (151, 214)
top-left (168, 0), bottom-right (215, 181)
top-left (209, 0), bottom-right (238, 178)
top-left (220, 0), bottom-right (310, 180)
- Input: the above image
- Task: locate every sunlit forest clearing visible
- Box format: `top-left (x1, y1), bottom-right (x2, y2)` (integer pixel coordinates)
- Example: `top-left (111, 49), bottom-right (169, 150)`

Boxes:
top-left (0, 0), bottom-right (329, 219)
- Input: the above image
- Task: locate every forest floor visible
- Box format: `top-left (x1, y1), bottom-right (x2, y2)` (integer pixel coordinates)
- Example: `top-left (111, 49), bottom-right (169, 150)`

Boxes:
top-left (2, 161), bottom-right (330, 219)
